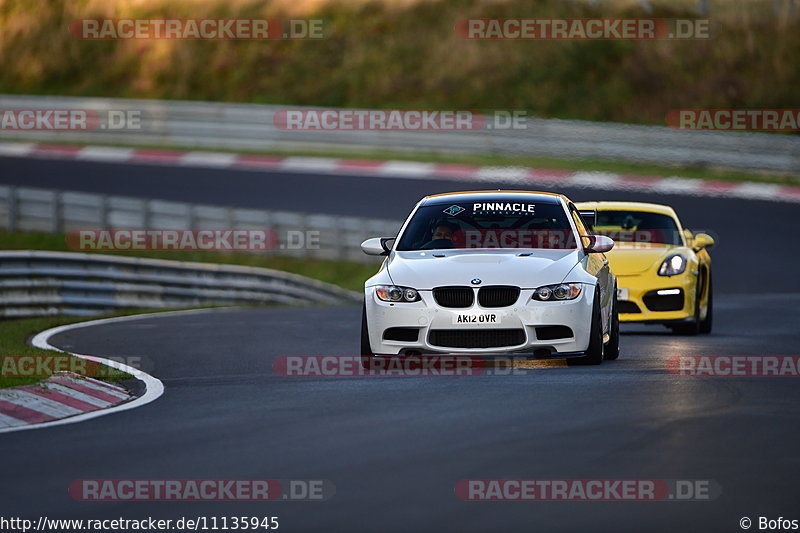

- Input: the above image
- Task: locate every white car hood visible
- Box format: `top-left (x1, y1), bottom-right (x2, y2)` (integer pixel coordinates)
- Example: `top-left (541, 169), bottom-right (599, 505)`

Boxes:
top-left (387, 249), bottom-right (582, 290)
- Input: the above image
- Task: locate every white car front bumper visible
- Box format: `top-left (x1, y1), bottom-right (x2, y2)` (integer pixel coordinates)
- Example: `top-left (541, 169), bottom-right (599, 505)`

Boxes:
top-left (364, 285), bottom-right (595, 356)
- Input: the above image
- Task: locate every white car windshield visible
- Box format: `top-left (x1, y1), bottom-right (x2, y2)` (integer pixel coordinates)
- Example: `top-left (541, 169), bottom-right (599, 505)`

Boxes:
top-left (395, 200), bottom-right (577, 251)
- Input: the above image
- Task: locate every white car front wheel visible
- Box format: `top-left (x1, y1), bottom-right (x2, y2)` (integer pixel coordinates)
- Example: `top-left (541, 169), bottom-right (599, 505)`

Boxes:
top-left (361, 303), bottom-right (377, 369)
top-left (568, 290), bottom-right (604, 366)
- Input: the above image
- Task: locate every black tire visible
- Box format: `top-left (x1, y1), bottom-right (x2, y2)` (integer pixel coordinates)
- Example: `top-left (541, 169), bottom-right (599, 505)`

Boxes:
top-left (361, 303), bottom-right (376, 370)
top-left (569, 290), bottom-right (604, 366)
top-left (699, 272), bottom-right (713, 334)
top-left (670, 283), bottom-right (700, 336)
top-left (604, 291), bottom-right (620, 360)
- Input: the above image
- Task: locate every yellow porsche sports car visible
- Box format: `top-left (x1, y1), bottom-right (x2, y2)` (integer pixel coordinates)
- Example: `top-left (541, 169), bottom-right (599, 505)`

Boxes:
top-left (575, 201), bottom-right (714, 335)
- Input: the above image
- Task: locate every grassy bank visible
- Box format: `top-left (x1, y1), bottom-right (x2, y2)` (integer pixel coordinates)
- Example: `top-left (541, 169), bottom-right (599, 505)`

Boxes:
top-left (1, 0), bottom-right (798, 126)
top-left (0, 230), bottom-right (378, 291)
top-left (0, 314), bottom-right (133, 388)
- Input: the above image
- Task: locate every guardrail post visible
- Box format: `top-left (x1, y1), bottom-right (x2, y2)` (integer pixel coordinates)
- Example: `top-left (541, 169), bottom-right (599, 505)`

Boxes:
top-left (100, 195), bottom-right (109, 228)
top-left (298, 212), bottom-right (308, 259)
top-left (261, 210), bottom-right (273, 254)
top-left (334, 216), bottom-right (344, 261)
top-left (144, 199), bottom-right (152, 230)
top-left (226, 206), bottom-right (233, 230)
top-left (7, 186), bottom-right (18, 232)
top-left (52, 191), bottom-right (63, 233)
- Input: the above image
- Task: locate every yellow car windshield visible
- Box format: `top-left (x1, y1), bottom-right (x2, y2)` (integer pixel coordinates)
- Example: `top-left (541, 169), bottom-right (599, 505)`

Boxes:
top-left (592, 210), bottom-right (682, 246)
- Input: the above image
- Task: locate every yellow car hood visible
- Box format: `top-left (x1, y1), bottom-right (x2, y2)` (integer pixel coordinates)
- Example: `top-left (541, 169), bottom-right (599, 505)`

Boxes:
top-left (606, 245), bottom-right (678, 275)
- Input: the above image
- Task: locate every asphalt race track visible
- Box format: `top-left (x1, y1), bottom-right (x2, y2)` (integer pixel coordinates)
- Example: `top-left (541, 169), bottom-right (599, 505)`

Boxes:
top-left (2, 157), bottom-right (799, 532)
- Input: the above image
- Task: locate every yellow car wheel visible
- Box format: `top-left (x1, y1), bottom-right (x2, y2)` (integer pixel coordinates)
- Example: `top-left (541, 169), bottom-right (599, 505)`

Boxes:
top-left (699, 273), bottom-right (713, 334)
top-left (604, 292), bottom-right (620, 360)
top-left (671, 283), bottom-right (701, 336)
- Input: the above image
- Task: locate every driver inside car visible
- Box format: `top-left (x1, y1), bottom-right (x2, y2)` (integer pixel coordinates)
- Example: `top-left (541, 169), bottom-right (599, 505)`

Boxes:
top-left (419, 221), bottom-right (459, 249)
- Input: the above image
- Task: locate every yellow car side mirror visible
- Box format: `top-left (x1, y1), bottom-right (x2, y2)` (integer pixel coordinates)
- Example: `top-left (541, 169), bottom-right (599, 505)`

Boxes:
top-left (692, 232), bottom-right (715, 251)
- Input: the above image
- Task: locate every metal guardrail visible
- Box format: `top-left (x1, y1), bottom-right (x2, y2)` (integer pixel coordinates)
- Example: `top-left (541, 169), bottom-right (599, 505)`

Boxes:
top-left (0, 185), bottom-right (400, 263)
top-left (0, 94), bottom-right (798, 173)
top-left (0, 250), bottom-right (361, 317)
top-left (0, 182), bottom-right (393, 316)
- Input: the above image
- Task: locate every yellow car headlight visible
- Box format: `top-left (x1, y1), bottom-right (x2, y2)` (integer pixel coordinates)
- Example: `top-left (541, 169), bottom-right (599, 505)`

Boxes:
top-left (658, 254), bottom-right (687, 276)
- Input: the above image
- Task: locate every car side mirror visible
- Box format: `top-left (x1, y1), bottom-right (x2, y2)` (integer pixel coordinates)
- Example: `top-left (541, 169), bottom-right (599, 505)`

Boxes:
top-left (582, 235), bottom-right (614, 253)
top-left (361, 237), bottom-right (395, 256)
top-left (692, 232), bottom-right (714, 251)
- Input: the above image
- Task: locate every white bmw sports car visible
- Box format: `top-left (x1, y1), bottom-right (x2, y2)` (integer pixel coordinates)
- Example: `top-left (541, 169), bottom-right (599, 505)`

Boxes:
top-left (360, 191), bottom-right (619, 367)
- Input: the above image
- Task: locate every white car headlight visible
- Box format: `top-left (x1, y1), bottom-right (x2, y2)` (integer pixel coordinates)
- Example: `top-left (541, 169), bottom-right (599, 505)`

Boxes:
top-left (376, 285), bottom-right (421, 302)
top-left (658, 254), bottom-right (687, 276)
top-left (532, 283), bottom-right (582, 301)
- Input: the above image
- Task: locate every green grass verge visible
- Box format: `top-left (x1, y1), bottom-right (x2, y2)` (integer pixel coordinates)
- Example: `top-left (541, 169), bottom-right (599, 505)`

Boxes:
top-left (0, 315), bottom-right (107, 388)
top-left (0, 230), bottom-right (378, 292)
top-left (0, 313), bottom-right (133, 388)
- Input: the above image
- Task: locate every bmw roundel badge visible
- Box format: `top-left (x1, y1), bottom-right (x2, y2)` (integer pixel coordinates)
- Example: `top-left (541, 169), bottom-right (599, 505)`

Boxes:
top-left (471, 278), bottom-right (482, 285)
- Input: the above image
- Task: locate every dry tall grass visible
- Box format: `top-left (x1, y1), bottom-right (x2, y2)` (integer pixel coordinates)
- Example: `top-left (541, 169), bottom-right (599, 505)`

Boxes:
top-left (0, 0), bottom-right (797, 124)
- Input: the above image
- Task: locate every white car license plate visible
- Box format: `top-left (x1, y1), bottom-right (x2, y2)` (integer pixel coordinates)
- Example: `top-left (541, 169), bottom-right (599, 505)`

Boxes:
top-left (453, 312), bottom-right (499, 325)
top-left (617, 288), bottom-right (629, 300)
